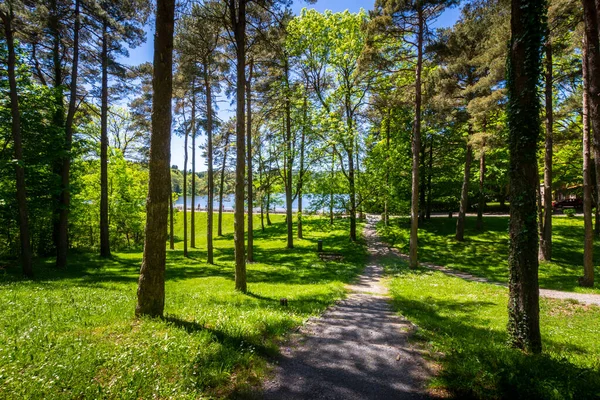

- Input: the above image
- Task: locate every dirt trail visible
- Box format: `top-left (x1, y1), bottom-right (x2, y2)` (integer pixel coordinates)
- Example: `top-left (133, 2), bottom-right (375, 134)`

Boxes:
top-left (262, 216), bottom-right (432, 400)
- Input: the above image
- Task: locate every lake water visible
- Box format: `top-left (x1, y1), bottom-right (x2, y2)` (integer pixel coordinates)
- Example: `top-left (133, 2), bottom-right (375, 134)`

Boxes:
top-left (175, 194), bottom-right (342, 213)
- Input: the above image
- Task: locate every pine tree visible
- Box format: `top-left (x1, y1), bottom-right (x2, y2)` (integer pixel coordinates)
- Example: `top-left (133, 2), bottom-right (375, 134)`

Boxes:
top-left (374, 0), bottom-right (458, 267)
top-left (0, 0), bottom-right (34, 277)
top-left (135, 0), bottom-right (175, 318)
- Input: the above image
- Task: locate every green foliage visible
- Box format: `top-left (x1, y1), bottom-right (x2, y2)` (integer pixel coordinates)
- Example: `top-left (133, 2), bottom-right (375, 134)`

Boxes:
top-left (0, 214), bottom-right (367, 398)
top-left (287, 9), bottom-right (373, 218)
top-left (70, 149), bottom-right (148, 250)
top-left (0, 40), bottom-right (64, 257)
top-left (563, 208), bottom-right (576, 217)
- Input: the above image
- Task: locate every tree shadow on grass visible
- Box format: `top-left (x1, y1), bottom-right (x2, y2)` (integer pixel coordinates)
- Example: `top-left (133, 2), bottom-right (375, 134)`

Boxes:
top-left (1, 217), bottom-right (367, 294)
top-left (388, 269), bottom-right (600, 399)
top-left (160, 284), bottom-right (347, 396)
top-left (382, 216), bottom-right (600, 293)
top-left (162, 315), bottom-right (278, 399)
top-left (0, 250), bottom-right (238, 287)
top-left (163, 315), bottom-right (277, 357)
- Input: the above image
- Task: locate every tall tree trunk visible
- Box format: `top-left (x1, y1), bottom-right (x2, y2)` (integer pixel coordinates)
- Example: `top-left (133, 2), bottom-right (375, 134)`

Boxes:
top-left (50, 0), bottom-right (65, 254)
top-left (506, 0), bottom-right (543, 353)
top-left (183, 119), bottom-right (189, 258)
top-left (246, 59), bottom-right (254, 262)
top-left (56, 0), bottom-right (80, 268)
top-left (266, 190), bottom-right (272, 225)
top-left (284, 59), bottom-right (294, 249)
top-left (260, 195), bottom-right (265, 231)
top-left (596, 194), bottom-right (600, 234)
top-left (346, 95), bottom-right (357, 241)
top-left (426, 136), bottom-right (433, 220)
top-left (205, 68), bottom-right (214, 264)
top-left (476, 144), bottom-right (486, 230)
top-left (169, 190), bottom-right (174, 250)
top-left (191, 86), bottom-right (196, 249)
top-left (588, 2), bottom-right (600, 239)
top-left (218, 131), bottom-right (229, 237)
top-left (356, 134), bottom-right (364, 222)
top-left (298, 92), bottom-right (307, 239)
top-left (582, 36), bottom-right (594, 286)
top-left (385, 109), bottom-right (391, 226)
top-left (539, 37), bottom-right (553, 261)
top-left (231, 0), bottom-right (247, 292)
top-left (348, 147), bottom-right (357, 241)
top-left (419, 139), bottom-right (426, 224)
top-left (266, 144), bottom-right (273, 226)
top-left (456, 139), bottom-right (473, 241)
top-left (259, 149), bottom-right (265, 232)
top-left (135, 0), bottom-right (174, 317)
top-left (2, 9), bottom-right (33, 277)
top-left (191, 133), bottom-right (195, 247)
top-left (536, 171), bottom-right (544, 239)
top-left (330, 149), bottom-right (335, 225)
top-left (100, 19), bottom-right (111, 258)
top-left (409, 7), bottom-right (423, 269)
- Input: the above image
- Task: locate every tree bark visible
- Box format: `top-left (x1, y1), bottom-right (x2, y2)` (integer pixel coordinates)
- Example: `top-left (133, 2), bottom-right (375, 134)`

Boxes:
top-left (583, 35), bottom-right (594, 287)
top-left (246, 59), bottom-right (254, 262)
top-left (409, 7), bottom-right (423, 269)
top-left (191, 86), bottom-right (196, 249)
top-left (596, 195), bottom-right (600, 235)
top-left (539, 37), bottom-right (553, 261)
top-left (476, 145), bottom-right (486, 230)
top-left (506, 0), bottom-right (543, 353)
top-left (231, 0), bottom-right (247, 292)
top-left (419, 138), bottom-right (426, 224)
top-left (260, 195), bottom-right (265, 231)
top-left (100, 19), bottom-right (111, 258)
top-left (2, 8), bottom-right (33, 277)
top-left (345, 93), bottom-right (357, 241)
top-left (56, 0), bottom-right (80, 268)
top-left (456, 140), bottom-right (473, 241)
top-left (50, 0), bottom-right (65, 255)
top-left (266, 144), bottom-right (273, 226)
top-left (298, 92), bottom-right (307, 239)
top-left (347, 145), bottom-right (357, 241)
top-left (284, 58), bottom-right (294, 249)
top-left (330, 150), bottom-right (335, 225)
top-left (205, 68), bottom-right (214, 264)
top-left (426, 136), bottom-right (433, 220)
top-left (169, 190), bottom-right (174, 250)
top-left (183, 112), bottom-right (189, 258)
top-left (258, 146), bottom-right (265, 232)
top-left (586, 0), bottom-right (600, 240)
top-left (385, 109), bottom-right (391, 226)
top-left (135, 0), bottom-right (174, 317)
top-left (266, 190), bottom-right (272, 225)
top-left (356, 134), bottom-right (364, 222)
top-left (218, 131), bottom-right (229, 237)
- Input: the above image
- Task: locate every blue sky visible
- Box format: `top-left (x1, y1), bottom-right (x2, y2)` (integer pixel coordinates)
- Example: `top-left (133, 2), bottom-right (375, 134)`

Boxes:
top-left (120, 0), bottom-right (462, 170)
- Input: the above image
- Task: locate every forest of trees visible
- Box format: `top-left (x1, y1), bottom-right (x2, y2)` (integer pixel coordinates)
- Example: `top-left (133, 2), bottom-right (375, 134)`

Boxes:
top-left (0, 0), bottom-right (595, 356)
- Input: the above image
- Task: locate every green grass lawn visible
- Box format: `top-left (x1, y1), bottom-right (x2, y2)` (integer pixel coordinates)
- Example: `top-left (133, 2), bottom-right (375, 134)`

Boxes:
top-left (383, 257), bottom-right (600, 399)
top-left (0, 213), bottom-right (366, 399)
top-left (378, 215), bottom-right (600, 294)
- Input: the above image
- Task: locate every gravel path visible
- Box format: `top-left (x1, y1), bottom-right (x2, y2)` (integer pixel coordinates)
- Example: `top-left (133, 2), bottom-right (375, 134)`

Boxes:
top-left (262, 216), bottom-right (432, 400)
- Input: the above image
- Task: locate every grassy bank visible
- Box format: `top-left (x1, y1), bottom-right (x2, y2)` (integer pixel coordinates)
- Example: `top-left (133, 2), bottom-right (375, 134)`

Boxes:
top-left (0, 214), bottom-right (366, 399)
top-left (383, 257), bottom-right (600, 399)
top-left (378, 216), bottom-right (600, 294)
